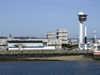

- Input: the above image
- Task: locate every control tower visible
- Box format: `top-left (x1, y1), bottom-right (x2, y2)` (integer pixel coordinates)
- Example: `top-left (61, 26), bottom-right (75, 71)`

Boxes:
top-left (78, 12), bottom-right (88, 49)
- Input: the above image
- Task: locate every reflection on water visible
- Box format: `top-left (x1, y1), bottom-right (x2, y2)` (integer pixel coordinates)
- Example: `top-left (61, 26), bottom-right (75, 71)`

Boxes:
top-left (0, 60), bottom-right (100, 75)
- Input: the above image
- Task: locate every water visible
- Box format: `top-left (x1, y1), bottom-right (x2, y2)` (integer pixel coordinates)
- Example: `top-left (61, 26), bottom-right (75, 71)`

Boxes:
top-left (0, 60), bottom-right (100, 75)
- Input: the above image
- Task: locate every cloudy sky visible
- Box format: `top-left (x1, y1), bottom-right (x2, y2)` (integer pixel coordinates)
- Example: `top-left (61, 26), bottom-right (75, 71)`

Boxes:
top-left (0, 0), bottom-right (100, 38)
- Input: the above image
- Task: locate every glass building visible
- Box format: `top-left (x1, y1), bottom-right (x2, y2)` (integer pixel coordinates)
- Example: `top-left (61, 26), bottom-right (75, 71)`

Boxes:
top-left (7, 40), bottom-right (47, 50)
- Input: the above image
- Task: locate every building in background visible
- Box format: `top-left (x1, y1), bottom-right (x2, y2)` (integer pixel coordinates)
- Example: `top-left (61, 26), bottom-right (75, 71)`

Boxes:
top-left (68, 39), bottom-right (78, 45)
top-left (0, 39), bottom-right (7, 50)
top-left (47, 31), bottom-right (62, 48)
top-left (0, 28), bottom-right (68, 51)
top-left (57, 28), bottom-right (68, 44)
top-left (7, 39), bottom-right (55, 50)
top-left (47, 32), bottom-right (55, 39)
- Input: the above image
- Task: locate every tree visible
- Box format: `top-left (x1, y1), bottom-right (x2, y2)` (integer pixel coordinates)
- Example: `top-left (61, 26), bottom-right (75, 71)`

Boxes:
top-left (62, 44), bottom-right (78, 48)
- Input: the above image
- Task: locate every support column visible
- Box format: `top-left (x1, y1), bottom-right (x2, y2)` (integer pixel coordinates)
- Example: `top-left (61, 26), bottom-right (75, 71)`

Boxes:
top-left (79, 21), bottom-right (83, 48)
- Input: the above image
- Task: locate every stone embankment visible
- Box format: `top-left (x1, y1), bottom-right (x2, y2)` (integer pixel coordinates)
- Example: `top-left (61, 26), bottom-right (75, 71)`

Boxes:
top-left (0, 50), bottom-right (94, 61)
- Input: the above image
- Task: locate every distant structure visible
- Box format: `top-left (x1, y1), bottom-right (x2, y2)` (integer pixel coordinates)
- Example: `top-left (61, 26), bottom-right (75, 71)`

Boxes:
top-left (0, 28), bottom-right (68, 51)
top-left (94, 31), bottom-right (96, 43)
top-left (68, 39), bottom-right (78, 45)
top-left (57, 28), bottom-right (68, 44)
top-left (8, 34), bottom-right (14, 39)
top-left (47, 32), bottom-right (55, 39)
top-left (78, 12), bottom-right (88, 49)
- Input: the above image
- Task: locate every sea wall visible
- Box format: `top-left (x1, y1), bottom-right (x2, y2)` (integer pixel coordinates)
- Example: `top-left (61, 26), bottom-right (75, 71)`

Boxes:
top-left (0, 53), bottom-right (93, 61)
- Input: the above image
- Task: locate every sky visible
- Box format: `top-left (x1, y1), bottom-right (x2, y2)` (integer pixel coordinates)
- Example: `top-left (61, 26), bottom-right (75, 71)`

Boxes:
top-left (0, 0), bottom-right (100, 38)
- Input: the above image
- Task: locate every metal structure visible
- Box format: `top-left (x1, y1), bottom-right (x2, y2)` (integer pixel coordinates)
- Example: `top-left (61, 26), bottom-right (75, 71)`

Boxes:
top-left (94, 31), bottom-right (96, 43)
top-left (85, 26), bottom-right (87, 50)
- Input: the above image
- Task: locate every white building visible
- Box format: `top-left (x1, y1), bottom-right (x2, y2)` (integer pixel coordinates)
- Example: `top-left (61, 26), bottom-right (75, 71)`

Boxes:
top-left (47, 31), bottom-right (55, 39)
top-left (57, 28), bottom-right (68, 44)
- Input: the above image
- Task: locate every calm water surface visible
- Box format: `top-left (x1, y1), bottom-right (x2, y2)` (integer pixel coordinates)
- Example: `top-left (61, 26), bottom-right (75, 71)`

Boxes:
top-left (0, 60), bottom-right (100, 75)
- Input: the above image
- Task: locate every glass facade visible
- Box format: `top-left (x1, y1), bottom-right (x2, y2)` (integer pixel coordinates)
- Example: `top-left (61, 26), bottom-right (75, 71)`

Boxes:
top-left (8, 41), bottom-right (47, 48)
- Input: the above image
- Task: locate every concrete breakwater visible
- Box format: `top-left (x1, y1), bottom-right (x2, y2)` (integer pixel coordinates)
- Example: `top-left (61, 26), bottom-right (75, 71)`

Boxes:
top-left (0, 52), bottom-right (93, 61)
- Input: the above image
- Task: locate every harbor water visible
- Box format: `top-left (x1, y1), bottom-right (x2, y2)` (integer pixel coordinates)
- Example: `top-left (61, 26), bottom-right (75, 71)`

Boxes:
top-left (0, 60), bottom-right (100, 75)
